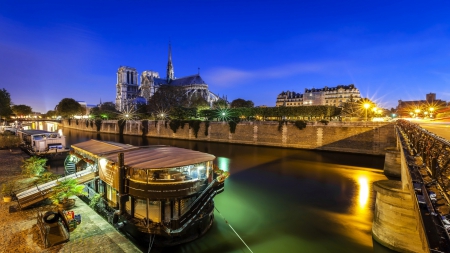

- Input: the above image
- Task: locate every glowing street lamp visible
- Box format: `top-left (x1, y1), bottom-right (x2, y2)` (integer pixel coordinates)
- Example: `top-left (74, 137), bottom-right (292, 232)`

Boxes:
top-left (429, 107), bottom-right (435, 118)
top-left (363, 103), bottom-right (370, 122)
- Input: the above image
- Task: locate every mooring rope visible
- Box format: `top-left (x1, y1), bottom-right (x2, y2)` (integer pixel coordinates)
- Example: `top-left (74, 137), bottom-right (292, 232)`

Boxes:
top-left (215, 207), bottom-right (254, 253)
top-left (147, 232), bottom-right (155, 253)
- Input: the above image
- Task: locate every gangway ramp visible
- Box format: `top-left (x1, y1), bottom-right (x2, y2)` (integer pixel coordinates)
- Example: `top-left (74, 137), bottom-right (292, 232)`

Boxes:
top-left (15, 169), bottom-right (96, 209)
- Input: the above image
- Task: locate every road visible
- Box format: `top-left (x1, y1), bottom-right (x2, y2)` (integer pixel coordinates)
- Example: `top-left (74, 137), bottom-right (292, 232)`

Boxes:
top-left (413, 120), bottom-right (450, 141)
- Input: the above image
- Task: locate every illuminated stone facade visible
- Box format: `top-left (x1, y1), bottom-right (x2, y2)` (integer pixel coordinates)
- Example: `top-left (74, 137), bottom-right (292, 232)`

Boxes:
top-left (115, 45), bottom-right (220, 112)
top-left (276, 84), bottom-right (362, 107)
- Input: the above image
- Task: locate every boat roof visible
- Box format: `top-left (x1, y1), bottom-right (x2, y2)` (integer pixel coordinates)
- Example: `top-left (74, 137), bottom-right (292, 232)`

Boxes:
top-left (71, 139), bottom-right (137, 155)
top-left (72, 139), bottom-right (216, 169)
top-left (18, 130), bottom-right (58, 135)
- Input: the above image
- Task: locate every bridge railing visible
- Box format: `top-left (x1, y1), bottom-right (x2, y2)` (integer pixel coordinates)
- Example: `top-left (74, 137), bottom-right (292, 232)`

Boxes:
top-left (396, 119), bottom-right (450, 195)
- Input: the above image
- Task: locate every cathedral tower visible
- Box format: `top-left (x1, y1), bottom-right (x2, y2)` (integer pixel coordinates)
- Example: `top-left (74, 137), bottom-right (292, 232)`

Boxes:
top-left (116, 66), bottom-right (139, 111)
top-left (166, 43), bottom-right (174, 82)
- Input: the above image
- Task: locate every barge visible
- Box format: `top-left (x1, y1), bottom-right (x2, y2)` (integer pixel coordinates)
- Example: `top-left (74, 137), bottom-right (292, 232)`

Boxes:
top-left (67, 139), bottom-right (229, 246)
top-left (17, 129), bottom-right (70, 160)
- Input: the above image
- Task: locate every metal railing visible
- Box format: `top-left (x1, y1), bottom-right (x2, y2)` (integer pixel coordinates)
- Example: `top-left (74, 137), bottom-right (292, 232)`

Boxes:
top-left (396, 119), bottom-right (450, 191)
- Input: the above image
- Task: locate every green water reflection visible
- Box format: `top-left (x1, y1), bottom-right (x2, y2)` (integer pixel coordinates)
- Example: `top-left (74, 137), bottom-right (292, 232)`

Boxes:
top-left (62, 129), bottom-right (396, 253)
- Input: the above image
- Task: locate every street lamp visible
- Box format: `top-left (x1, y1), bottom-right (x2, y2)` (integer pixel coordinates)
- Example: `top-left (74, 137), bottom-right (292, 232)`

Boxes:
top-left (429, 107), bottom-right (435, 118)
top-left (414, 109), bottom-right (420, 118)
top-left (364, 103), bottom-right (370, 122)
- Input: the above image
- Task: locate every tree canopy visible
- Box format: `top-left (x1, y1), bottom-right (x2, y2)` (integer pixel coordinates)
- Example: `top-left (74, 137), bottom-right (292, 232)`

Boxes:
top-left (12, 104), bottom-right (32, 117)
top-left (0, 88), bottom-right (13, 120)
top-left (230, 98), bottom-right (254, 108)
top-left (90, 102), bottom-right (119, 119)
top-left (56, 98), bottom-right (83, 118)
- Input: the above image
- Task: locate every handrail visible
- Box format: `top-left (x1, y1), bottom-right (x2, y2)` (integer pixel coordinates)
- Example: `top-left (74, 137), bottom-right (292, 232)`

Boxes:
top-left (396, 119), bottom-right (450, 193)
top-left (165, 179), bottom-right (224, 234)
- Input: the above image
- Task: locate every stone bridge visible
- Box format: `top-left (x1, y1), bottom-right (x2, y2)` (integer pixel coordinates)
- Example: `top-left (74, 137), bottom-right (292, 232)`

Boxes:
top-left (373, 119), bottom-right (450, 253)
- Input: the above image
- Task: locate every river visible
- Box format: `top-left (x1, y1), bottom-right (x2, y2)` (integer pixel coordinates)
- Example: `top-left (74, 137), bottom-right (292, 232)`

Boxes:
top-left (53, 128), bottom-right (396, 253)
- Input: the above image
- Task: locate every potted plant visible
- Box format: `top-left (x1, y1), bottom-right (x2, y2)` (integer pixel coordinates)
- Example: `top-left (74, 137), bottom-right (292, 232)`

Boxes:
top-left (1, 181), bottom-right (16, 202)
top-left (21, 156), bottom-right (47, 177)
top-left (50, 178), bottom-right (87, 210)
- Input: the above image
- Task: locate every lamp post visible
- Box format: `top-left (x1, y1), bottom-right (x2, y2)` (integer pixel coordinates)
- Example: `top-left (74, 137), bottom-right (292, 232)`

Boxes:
top-left (364, 103), bottom-right (370, 122)
top-left (414, 109), bottom-right (420, 118)
top-left (429, 107), bottom-right (434, 118)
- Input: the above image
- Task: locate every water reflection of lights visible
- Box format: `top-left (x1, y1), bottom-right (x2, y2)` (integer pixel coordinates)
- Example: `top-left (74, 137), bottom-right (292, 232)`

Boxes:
top-left (217, 157), bottom-right (230, 172)
top-left (358, 176), bottom-right (369, 209)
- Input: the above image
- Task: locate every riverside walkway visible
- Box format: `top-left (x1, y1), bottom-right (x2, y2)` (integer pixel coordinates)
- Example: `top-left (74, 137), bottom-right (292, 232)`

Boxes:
top-left (0, 149), bottom-right (142, 253)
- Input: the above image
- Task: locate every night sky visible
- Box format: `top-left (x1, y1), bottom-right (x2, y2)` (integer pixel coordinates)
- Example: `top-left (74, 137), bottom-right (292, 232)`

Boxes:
top-left (1, 0), bottom-right (450, 113)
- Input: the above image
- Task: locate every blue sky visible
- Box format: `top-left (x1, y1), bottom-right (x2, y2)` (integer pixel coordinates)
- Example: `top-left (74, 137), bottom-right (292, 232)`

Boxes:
top-left (1, 0), bottom-right (450, 113)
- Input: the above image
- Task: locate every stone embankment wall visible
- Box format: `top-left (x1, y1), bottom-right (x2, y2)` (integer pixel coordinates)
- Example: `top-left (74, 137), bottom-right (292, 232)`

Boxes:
top-left (62, 120), bottom-right (396, 155)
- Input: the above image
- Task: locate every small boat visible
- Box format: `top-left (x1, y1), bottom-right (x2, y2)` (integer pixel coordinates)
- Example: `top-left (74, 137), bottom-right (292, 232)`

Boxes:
top-left (17, 129), bottom-right (70, 160)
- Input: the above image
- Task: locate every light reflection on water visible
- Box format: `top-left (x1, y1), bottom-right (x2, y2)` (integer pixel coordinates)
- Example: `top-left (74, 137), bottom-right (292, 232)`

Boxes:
top-left (61, 129), bottom-right (396, 253)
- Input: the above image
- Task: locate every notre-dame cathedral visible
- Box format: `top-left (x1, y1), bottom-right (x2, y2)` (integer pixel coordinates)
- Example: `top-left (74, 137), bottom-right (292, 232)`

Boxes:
top-left (115, 44), bottom-right (220, 112)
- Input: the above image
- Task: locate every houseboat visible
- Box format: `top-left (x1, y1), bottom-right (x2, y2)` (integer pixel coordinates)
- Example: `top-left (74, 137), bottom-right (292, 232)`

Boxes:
top-left (17, 129), bottom-right (70, 159)
top-left (68, 139), bottom-right (228, 246)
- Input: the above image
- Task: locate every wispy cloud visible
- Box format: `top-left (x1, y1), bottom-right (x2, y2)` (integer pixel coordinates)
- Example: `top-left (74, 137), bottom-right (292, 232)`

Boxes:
top-left (204, 62), bottom-right (334, 87)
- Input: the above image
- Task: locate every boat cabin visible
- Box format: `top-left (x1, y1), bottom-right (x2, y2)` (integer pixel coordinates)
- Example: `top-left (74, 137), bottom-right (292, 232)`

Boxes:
top-left (68, 139), bottom-right (228, 246)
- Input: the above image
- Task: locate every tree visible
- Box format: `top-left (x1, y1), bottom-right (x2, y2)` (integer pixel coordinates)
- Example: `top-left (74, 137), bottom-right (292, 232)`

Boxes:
top-left (12, 104), bottom-right (32, 117)
top-left (147, 85), bottom-right (187, 116)
top-left (212, 99), bottom-right (228, 109)
top-left (230, 98), bottom-right (254, 108)
top-left (90, 102), bottom-right (119, 119)
top-left (0, 88), bottom-right (13, 120)
top-left (56, 98), bottom-right (83, 118)
top-left (44, 110), bottom-right (57, 119)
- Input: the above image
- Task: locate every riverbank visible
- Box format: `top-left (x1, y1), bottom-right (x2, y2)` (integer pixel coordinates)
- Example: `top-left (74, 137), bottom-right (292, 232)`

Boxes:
top-left (0, 149), bottom-right (141, 253)
top-left (62, 119), bottom-right (396, 155)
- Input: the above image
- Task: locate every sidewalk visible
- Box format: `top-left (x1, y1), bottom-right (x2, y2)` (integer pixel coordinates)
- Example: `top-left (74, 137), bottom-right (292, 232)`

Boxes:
top-left (0, 149), bottom-right (142, 253)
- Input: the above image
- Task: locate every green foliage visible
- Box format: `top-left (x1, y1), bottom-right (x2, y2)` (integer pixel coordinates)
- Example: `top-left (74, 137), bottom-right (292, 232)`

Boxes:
top-left (95, 119), bottom-right (102, 131)
top-left (56, 98), bottom-right (84, 118)
top-left (228, 117), bottom-right (240, 133)
top-left (0, 88), bottom-right (13, 120)
top-left (189, 120), bottom-right (202, 138)
top-left (11, 104), bottom-right (32, 117)
top-left (1, 181), bottom-right (16, 196)
top-left (142, 120), bottom-right (149, 136)
top-left (319, 119), bottom-right (329, 125)
top-left (118, 119), bottom-right (126, 135)
top-left (293, 120), bottom-right (307, 130)
top-left (89, 193), bottom-right (103, 210)
top-left (169, 119), bottom-right (182, 133)
top-left (204, 121), bottom-right (210, 136)
top-left (50, 178), bottom-right (87, 205)
top-left (21, 156), bottom-right (47, 177)
top-left (90, 102), bottom-right (118, 120)
top-left (212, 99), bottom-right (228, 109)
top-left (230, 98), bottom-right (254, 108)
top-left (33, 172), bottom-right (61, 184)
top-left (278, 120), bottom-right (287, 132)
top-left (0, 133), bottom-right (21, 148)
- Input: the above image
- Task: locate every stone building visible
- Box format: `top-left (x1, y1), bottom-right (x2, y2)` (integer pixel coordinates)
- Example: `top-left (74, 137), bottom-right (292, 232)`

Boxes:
top-left (116, 44), bottom-right (220, 112)
top-left (276, 84), bottom-right (362, 107)
top-left (397, 93), bottom-right (447, 117)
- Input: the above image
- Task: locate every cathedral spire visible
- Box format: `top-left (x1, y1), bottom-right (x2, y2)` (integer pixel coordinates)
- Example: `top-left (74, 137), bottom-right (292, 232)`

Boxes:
top-left (167, 42), bottom-right (174, 82)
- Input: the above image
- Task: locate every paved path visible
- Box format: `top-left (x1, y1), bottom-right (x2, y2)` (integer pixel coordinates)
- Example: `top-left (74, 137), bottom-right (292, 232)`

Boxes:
top-left (0, 149), bottom-right (142, 253)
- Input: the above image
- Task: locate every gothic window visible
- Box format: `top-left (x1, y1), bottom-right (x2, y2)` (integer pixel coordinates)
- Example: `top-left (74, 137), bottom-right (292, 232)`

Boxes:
top-left (127, 71), bottom-right (130, 84)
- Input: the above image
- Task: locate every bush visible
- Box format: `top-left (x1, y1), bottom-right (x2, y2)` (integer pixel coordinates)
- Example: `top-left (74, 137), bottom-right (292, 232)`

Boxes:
top-left (293, 120), bottom-right (307, 130)
top-left (21, 156), bottom-right (47, 177)
top-left (0, 134), bottom-right (21, 149)
top-left (319, 119), bottom-right (329, 125)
